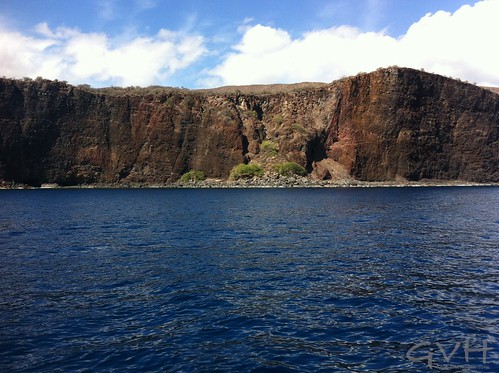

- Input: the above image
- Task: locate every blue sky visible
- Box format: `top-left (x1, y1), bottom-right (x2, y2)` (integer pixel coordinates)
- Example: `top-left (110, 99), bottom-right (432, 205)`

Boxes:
top-left (1, 0), bottom-right (498, 88)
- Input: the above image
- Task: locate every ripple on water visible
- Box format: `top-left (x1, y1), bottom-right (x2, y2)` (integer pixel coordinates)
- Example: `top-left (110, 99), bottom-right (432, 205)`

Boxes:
top-left (0, 187), bottom-right (498, 372)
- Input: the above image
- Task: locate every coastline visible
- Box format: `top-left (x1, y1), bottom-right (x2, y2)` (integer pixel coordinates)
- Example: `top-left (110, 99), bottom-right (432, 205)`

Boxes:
top-left (1, 177), bottom-right (498, 190)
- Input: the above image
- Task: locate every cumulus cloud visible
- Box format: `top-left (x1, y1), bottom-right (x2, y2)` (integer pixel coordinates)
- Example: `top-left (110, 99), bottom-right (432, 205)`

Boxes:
top-left (208, 24), bottom-right (396, 86)
top-left (0, 23), bottom-right (206, 87)
top-left (1, 0), bottom-right (498, 88)
top-left (209, 0), bottom-right (499, 87)
top-left (398, 0), bottom-right (499, 86)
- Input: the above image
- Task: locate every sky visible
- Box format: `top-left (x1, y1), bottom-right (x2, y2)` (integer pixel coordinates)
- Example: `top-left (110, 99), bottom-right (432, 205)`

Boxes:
top-left (0, 0), bottom-right (498, 88)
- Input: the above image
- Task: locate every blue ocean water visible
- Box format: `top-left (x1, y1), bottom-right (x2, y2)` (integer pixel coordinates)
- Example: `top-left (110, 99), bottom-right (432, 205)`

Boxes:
top-left (0, 187), bottom-right (497, 372)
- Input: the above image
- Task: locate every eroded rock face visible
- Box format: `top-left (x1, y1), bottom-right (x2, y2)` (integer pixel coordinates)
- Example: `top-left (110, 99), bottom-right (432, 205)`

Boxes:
top-left (0, 67), bottom-right (498, 186)
top-left (0, 82), bottom-right (248, 185)
top-left (325, 68), bottom-right (499, 182)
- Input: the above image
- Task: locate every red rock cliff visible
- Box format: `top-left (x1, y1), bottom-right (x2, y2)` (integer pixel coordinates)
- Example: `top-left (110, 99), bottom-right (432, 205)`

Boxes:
top-left (0, 67), bottom-right (498, 186)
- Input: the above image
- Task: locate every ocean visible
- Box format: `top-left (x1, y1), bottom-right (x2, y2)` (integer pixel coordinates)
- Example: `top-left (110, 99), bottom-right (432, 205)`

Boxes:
top-left (0, 187), bottom-right (498, 372)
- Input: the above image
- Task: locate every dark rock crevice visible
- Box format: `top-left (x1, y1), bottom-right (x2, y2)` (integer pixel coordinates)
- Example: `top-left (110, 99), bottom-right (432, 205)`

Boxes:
top-left (305, 132), bottom-right (328, 172)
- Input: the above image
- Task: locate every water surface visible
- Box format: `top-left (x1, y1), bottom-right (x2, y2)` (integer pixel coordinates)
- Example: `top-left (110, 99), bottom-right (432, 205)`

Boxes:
top-left (0, 187), bottom-right (498, 371)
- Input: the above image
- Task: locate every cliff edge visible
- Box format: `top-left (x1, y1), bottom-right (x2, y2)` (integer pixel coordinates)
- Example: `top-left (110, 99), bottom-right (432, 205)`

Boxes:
top-left (1, 67), bottom-right (498, 186)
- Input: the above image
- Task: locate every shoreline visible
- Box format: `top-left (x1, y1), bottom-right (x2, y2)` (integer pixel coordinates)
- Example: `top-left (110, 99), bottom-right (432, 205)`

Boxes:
top-left (1, 178), bottom-right (498, 190)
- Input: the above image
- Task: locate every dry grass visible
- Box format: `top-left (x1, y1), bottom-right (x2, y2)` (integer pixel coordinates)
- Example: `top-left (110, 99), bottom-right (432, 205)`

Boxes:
top-left (483, 86), bottom-right (499, 95)
top-left (195, 82), bottom-right (328, 95)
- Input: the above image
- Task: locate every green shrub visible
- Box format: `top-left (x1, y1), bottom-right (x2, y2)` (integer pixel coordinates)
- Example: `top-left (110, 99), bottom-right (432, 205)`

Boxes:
top-left (260, 140), bottom-right (278, 156)
top-left (273, 162), bottom-right (307, 177)
top-left (273, 114), bottom-right (284, 125)
top-left (291, 123), bottom-right (308, 134)
top-left (180, 170), bottom-right (206, 182)
top-left (229, 164), bottom-right (264, 180)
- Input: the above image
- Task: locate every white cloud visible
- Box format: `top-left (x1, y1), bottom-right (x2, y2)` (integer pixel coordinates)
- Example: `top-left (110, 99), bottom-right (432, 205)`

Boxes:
top-left (235, 25), bottom-right (291, 55)
top-left (398, 0), bottom-right (499, 85)
top-left (0, 23), bottom-right (206, 87)
top-left (0, 28), bottom-right (57, 79)
top-left (208, 24), bottom-right (396, 86)
top-left (210, 0), bottom-right (499, 87)
top-left (1, 0), bottom-right (498, 88)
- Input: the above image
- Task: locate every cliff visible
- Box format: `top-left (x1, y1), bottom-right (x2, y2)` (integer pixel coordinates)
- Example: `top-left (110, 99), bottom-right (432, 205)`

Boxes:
top-left (0, 67), bottom-right (498, 186)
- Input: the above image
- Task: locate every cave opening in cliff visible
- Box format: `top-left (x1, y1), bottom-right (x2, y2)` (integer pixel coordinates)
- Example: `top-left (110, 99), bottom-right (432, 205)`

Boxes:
top-left (305, 134), bottom-right (327, 172)
top-left (242, 135), bottom-right (249, 157)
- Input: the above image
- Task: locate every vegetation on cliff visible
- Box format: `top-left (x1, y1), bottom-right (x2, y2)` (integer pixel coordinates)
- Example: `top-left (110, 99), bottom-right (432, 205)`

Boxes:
top-left (273, 162), bottom-right (307, 177)
top-left (229, 164), bottom-right (264, 180)
top-left (180, 170), bottom-right (206, 182)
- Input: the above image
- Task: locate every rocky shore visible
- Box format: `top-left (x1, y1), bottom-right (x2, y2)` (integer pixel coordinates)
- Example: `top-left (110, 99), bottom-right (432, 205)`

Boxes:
top-left (1, 176), bottom-right (497, 190)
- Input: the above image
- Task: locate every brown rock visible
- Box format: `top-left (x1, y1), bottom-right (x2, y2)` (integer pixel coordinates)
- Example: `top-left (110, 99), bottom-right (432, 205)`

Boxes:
top-left (0, 67), bottom-right (498, 186)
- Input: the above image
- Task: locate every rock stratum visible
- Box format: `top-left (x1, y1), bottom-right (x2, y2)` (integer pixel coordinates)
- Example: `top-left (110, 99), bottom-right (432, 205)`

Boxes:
top-left (0, 67), bottom-right (498, 187)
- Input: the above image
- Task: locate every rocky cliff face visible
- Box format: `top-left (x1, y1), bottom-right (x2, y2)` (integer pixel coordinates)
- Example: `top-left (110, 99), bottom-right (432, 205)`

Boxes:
top-left (1, 67), bottom-right (498, 186)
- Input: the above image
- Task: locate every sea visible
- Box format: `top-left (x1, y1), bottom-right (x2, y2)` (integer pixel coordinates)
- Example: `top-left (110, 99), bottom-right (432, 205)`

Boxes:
top-left (0, 187), bottom-right (497, 372)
